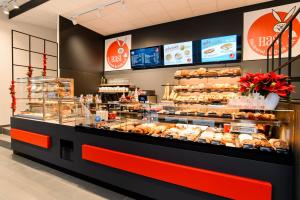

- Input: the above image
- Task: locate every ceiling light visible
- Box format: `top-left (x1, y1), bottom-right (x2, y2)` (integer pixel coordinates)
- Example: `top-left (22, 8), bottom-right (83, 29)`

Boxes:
top-left (12, 0), bottom-right (19, 9)
top-left (96, 6), bottom-right (104, 18)
top-left (71, 16), bottom-right (78, 25)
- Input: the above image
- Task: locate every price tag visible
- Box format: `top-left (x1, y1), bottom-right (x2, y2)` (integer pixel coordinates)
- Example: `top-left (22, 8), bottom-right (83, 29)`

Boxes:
top-left (178, 118), bottom-right (188, 124)
top-left (231, 126), bottom-right (257, 134)
top-left (192, 119), bottom-right (215, 127)
top-left (164, 117), bottom-right (178, 123)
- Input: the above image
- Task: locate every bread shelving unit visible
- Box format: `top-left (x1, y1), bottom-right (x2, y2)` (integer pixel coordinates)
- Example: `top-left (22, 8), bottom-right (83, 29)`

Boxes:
top-left (97, 83), bottom-right (136, 102)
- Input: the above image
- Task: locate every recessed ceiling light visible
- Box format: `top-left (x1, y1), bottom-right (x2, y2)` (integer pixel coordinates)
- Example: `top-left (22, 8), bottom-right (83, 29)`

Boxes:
top-left (96, 6), bottom-right (104, 18)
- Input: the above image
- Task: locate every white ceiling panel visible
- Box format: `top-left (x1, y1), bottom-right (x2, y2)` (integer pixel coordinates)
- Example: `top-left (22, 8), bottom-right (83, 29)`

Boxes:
top-left (11, 0), bottom-right (272, 35)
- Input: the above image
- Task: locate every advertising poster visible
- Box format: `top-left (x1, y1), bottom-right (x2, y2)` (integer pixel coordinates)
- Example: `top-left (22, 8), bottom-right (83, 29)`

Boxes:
top-left (201, 35), bottom-right (237, 63)
top-left (243, 2), bottom-right (300, 60)
top-left (105, 35), bottom-right (131, 71)
top-left (164, 41), bottom-right (193, 66)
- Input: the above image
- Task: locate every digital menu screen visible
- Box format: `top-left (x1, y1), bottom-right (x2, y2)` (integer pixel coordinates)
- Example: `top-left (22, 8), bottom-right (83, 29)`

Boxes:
top-left (131, 46), bottom-right (161, 68)
top-left (163, 41), bottom-right (193, 66)
top-left (201, 35), bottom-right (238, 63)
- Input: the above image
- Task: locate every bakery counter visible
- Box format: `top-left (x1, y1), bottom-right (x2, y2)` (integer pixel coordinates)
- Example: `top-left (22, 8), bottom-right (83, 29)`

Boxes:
top-left (11, 117), bottom-right (295, 200)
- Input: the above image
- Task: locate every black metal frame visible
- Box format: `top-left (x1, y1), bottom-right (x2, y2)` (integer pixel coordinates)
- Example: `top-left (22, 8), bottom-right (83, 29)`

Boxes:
top-left (267, 8), bottom-right (300, 83)
top-left (11, 29), bottom-right (58, 81)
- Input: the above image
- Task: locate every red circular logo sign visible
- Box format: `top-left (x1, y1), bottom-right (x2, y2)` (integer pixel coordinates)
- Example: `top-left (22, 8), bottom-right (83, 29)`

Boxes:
top-left (106, 40), bottom-right (129, 69)
top-left (247, 10), bottom-right (300, 56)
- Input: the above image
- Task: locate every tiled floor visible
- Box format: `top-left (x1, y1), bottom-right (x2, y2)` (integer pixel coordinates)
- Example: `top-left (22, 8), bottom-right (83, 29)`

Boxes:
top-left (0, 134), bottom-right (133, 200)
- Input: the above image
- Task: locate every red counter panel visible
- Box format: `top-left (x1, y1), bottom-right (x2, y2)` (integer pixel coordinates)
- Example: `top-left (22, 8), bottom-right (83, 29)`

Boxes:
top-left (82, 144), bottom-right (272, 200)
top-left (11, 128), bottom-right (50, 149)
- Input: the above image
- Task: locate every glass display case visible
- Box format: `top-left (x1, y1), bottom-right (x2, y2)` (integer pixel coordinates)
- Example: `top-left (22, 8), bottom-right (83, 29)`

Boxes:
top-left (15, 76), bottom-right (76, 124)
top-left (75, 100), bottom-right (294, 155)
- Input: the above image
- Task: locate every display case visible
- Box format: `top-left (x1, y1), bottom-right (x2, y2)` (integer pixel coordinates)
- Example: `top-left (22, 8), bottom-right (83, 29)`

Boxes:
top-left (15, 76), bottom-right (76, 124)
top-left (76, 99), bottom-right (294, 157)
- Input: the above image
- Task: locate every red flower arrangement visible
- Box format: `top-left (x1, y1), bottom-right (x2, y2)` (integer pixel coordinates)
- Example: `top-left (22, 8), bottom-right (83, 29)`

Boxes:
top-left (9, 80), bottom-right (16, 113)
top-left (239, 72), bottom-right (295, 97)
top-left (42, 53), bottom-right (47, 77)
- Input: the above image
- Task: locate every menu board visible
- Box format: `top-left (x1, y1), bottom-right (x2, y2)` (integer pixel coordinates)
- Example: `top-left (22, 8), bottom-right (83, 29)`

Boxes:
top-left (201, 35), bottom-right (238, 63)
top-left (163, 41), bottom-right (193, 66)
top-left (131, 46), bottom-right (161, 68)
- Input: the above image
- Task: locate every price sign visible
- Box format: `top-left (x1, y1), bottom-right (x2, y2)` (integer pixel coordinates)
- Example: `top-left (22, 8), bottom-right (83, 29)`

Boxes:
top-left (178, 118), bottom-right (188, 124)
top-left (231, 126), bottom-right (257, 133)
top-left (192, 119), bottom-right (215, 127)
top-left (164, 117), bottom-right (178, 123)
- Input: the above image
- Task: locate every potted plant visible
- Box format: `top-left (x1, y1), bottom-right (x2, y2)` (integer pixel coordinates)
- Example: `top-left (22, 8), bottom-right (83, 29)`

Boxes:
top-left (239, 72), bottom-right (295, 110)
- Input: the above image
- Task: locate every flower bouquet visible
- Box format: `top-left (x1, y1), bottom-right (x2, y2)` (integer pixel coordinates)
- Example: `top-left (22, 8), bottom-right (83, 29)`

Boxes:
top-left (239, 72), bottom-right (295, 110)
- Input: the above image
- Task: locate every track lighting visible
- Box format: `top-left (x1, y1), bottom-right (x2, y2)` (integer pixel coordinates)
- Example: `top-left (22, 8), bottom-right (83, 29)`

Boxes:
top-left (71, 16), bottom-right (78, 25)
top-left (1, 0), bottom-right (20, 15)
top-left (12, 0), bottom-right (19, 9)
top-left (69, 0), bottom-right (124, 25)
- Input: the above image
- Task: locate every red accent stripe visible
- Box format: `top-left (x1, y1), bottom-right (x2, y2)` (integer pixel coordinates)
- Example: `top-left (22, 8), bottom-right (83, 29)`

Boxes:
top-left (11, 128), bottom-right (50, 149)
top-left (82, 144), bottom-right (272, 200)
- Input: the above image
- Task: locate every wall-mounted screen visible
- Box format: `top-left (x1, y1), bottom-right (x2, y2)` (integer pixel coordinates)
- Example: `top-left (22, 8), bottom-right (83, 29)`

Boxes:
top-left (200, 35), bottom-right (240, 63)
top-left (163, 41), bottom-right (193, 66)
top-left (131, 46), bottom-right (162, 68)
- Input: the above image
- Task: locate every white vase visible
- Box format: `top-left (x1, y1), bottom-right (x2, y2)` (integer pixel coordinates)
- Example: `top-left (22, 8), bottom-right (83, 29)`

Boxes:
top-left (265, 93), bottom-right (280, 110)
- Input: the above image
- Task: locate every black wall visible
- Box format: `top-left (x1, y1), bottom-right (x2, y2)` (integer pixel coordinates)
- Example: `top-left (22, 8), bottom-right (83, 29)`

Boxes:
top-left (59, 16), bottom-right (104, 96)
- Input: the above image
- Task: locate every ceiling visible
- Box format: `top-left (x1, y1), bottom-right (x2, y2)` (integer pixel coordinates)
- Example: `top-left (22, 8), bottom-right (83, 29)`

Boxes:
top-left (11, 0), bottom-right (272, 36)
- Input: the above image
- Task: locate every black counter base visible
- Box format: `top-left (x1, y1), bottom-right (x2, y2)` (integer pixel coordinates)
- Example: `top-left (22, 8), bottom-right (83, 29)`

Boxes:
top-left (10, 117), bottom-right (294, 200)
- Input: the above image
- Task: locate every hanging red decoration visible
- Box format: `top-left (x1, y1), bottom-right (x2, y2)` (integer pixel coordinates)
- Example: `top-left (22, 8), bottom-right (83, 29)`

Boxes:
top-left (9, 80), bottom-right (16, 113)
top-left (42, 53), bottom-right (47, 77)
top-left (27, 65), bottom-right (33, 99)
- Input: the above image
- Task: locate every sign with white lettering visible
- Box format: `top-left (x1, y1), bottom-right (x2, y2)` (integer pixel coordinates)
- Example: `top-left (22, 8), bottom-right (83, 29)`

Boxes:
top-left (243, 2), bottom-right (300, 60)
top-left (105, 35), bottom-right (131, 71)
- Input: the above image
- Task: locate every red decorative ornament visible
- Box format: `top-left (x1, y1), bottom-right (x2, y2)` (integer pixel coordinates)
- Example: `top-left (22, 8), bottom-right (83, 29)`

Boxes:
top-left (27, 65), bottom-right (33, 99)
top-left (42, 53), bottom-right (47, 77)
top-left (9, 80), bottom-right (16, 113)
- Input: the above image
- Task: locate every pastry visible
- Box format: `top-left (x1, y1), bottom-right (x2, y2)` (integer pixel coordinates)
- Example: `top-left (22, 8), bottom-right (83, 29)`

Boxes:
top-left (180, 70), bottom-right (190, 77)
top-left (196, 68), bottom-right (206, 75)
top-left (206, 69), bottom-right (218, 76)
top-left (252, 133), bottom-right (266, 140)
top-left (260, 140), bottom-right (272, 148)
top-left (189, 70), bottom-right (198, 77)
top-left (212, 132), bottom-right (223, 142)
top-left (199, 129), bottom-right (215, 143)
top-left (269, 139), bottom-right (289, 150)
top-left (222, 133), bottom-right (235, 144)
top-left (238, 134), bottom-right (253, 142)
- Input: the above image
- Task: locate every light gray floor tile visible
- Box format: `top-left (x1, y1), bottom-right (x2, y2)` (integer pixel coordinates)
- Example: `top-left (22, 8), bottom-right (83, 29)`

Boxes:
top-left (0, 135), bottom-right (134, 200)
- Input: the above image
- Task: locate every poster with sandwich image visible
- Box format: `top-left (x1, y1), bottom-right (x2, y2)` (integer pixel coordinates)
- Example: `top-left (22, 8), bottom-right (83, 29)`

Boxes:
top-left (163, 41), bottom-right (193, 66)
top-left (201, 35), bottom-right (238, 63)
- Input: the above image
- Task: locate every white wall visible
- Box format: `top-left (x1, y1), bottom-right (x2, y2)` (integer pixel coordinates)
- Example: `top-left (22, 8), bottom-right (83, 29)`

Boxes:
top-left (0, 14), bottom-right (57, 125)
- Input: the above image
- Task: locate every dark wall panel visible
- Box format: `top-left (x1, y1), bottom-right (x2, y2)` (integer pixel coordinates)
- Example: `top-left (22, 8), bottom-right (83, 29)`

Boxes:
top-left (59, 16), bottom-right (104, 95)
